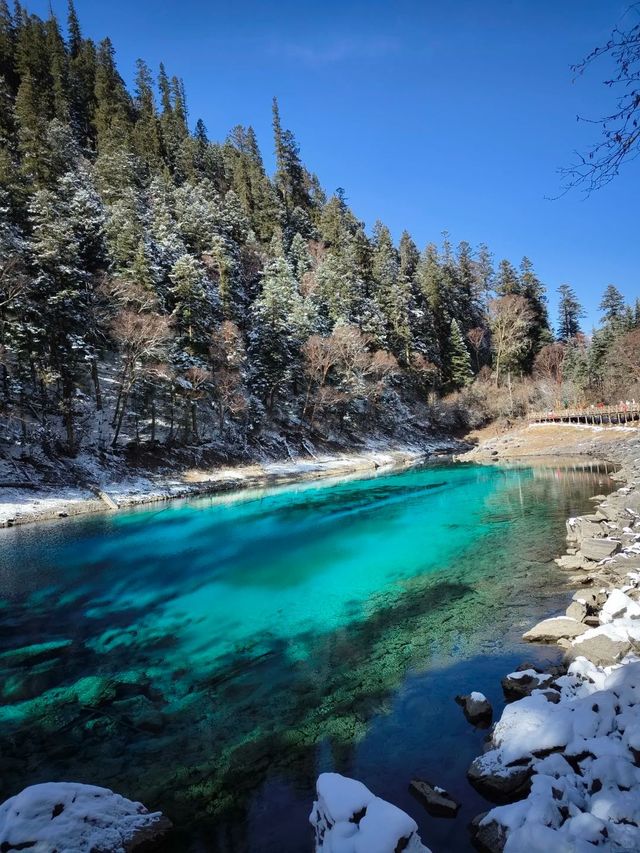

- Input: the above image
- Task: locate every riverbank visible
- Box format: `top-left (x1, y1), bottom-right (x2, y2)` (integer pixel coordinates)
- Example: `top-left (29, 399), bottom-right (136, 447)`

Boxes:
top-left (0, 440), bottom-right (462, 528)
top-left (463, 423), bottom-right (640, 851)
top-left (459, 421), bottom-right (637, 465)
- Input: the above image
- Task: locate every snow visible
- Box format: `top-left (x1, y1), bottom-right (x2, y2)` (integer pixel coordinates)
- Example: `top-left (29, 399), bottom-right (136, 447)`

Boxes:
top-left (470, 690), bottom-right (487, 702)
top-left (0, 782), bottom-right (169, 853)
top-left (310, 773), bottom-right (431, 853)
top-left (477, 652), bottom-right (640, 851)
top-left (600, 589), bottom-right (640, 622)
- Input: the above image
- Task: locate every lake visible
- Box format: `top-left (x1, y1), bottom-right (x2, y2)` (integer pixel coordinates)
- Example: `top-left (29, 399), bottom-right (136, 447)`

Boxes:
top-left (0, 459), bottom-right (613, 852)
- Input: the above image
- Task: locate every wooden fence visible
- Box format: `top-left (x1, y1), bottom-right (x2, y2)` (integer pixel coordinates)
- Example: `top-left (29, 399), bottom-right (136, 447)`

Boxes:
top-left (529, 405), bottom-right (640, 426)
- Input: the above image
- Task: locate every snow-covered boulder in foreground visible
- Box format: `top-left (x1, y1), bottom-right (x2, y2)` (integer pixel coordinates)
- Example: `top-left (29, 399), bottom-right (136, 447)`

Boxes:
top-left (471, 658), bottom-right (640, 851)
top-left (309, 772), bottom-right (431, 853)
top-left (0, 782), bottom-right (171, 853)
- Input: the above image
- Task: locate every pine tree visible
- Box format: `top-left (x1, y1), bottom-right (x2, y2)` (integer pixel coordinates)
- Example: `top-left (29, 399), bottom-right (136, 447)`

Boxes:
top-left (557, 284), bottom-right (584, 341)
top-left (599, 284), bottom-right (626, 329)
top-left (249, 255), bottom-right (304, 409)
top-left (133, 58), bottom-right (162, 170)
top-left (272, 97), bottom-right (311, 216)
top-left (446, 318), bottom-right (472, 389)
top-left (495, 258), bottom-right (521, 296)
top-left (519, 256), bottom-right (551, 367)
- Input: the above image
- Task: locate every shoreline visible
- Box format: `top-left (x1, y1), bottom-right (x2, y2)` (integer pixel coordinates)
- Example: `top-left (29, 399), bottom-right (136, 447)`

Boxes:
top-left (2, 422), bottom-right (634, 531)
top-left (465, 424), bottom-right (640, 851)
top-left (0, 441), bottom-right (463, 530)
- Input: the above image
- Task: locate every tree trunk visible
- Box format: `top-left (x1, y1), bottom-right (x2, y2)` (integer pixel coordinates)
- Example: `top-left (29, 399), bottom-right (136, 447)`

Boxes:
top-left (112, 385), bottom-right (131, 447)
top-left (91, 358), bottom-right (102, 412)
top-left (191, 400), bottom-right (198, 440)
top-left (62, 377), bottom-right (75, 455)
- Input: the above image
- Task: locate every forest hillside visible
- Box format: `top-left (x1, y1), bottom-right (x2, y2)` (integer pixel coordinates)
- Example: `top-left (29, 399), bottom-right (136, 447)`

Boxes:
top-left (1, 1), bottom-right (638, 477)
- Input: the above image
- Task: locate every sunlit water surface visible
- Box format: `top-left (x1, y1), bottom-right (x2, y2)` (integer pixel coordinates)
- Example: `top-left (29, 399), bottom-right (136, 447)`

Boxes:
top-left (0, 460), bottom-right (614, 852)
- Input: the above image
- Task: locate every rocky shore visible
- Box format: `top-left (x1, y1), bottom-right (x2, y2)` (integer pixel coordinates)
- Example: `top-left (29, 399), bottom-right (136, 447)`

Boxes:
top-left (467, 431), bottom-right (640, 851)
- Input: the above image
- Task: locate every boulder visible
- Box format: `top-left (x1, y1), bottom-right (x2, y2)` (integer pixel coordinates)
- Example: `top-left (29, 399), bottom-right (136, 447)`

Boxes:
top-left (501, 669), bottom-right (552, 701)
top-left (0, 640), bottom-right (72, 668)
top-left (310, 773), bottom-right (431, 853)
top-left (470, 813), bottom-right (507, 853)
top-left (467, 750), bottom-right (531, 802)
top-left (455, 691), bottom-right (492, 725)
top-left (523, 616), bottom-right (588, 643)
top-left (408, 779), bottom-right (460, 817)
top-left (0, 782), bottom-right (171, 853)
top-left (565, 600), bottom-right (587, 622)
top-left (581, 538), bottom-right (621, 562)
top-left (576, 519), bottom-right (605, 540)
top-left (600, 589), bottom-right (640, 623)
top-left (555, 554), bottom-right (589, 571)
top-left (572, 588), bottom-right (602, 608)
top-left (569, 626), bottom-right (632, 666)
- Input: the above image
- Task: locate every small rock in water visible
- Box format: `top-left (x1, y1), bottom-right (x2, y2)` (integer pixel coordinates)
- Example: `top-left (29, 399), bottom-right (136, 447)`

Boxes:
top-left (409, 779), bottom-right (460, 817)
top-left (455, 691), bottom-right (492, 725)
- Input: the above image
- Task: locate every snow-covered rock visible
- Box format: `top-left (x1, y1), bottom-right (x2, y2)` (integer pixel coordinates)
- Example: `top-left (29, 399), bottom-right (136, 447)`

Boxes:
top-left (0, 782), bottom-right (171, 853)
top-left (456, 690), bottom-right (492, 724)
top-left (571, 623), bottom-right (633, 665)
top-left (600, 588), bottom-right (640, 622)
top-left (501, 668), bottom-right (554, 700)
top-left (309, 772), bottom-right (431, 853)
top-left (470, 657), bottom-right (640, 852)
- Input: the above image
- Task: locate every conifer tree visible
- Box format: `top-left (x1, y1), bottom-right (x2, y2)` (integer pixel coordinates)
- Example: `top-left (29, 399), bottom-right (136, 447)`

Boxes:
top-left (446, 318), bottom-right (472, 389)
top-left (599, 284), bottom-right (626, 329)
top-left (495, 258), bottom-right (521, 296)
top-left (557, 284), bottom-right (584, 341)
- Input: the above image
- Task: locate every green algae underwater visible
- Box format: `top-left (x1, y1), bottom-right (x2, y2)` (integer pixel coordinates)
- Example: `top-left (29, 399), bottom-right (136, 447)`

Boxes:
top-left (0, 460), bottom-right (614, 851)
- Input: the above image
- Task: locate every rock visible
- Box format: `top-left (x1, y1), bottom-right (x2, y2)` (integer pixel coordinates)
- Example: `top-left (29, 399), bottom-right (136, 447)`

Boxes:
top-left (569, 627), bottom-right (632, 666)
top-left (71, 675), bottom-right (118, 708)
top-left (555, 554), bottom-right (589, 571)
top-left (0, 640), bottom-right (72, 668)
top-left (581, 537), bottom-right (621, 562)
top-left (470, 812), bottom-right (507, 853)
top-left (455, 691), bottom-right (492, 725)
top-left (467, 751), bottom-right (531, 802)
top-left (501, 669), bottom-right (552, 701)
top-left (523, 616), bottom-right (588, 643)
top-left (576, 519), bottom-right (605, 540)
top-left (565, 600), bottom-right (587, 622)
top-left (600, 588), bottom-right (640, 622)
top-left (310, 773), bottom-right (431, 852)
top-left (572, 588), bottom-right (601, 607)
top-left (408, 779), bottom-right (460, 817)
top-left (0, 782), bottom-right (172, 853)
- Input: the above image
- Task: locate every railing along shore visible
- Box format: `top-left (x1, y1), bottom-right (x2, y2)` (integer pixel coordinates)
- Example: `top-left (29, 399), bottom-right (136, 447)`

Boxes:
top-left (529, 405), bottom-right (640, 426)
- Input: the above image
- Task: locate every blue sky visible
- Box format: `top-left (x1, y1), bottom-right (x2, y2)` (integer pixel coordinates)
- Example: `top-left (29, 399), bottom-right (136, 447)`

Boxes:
top-left (29, 0), bottom-right (639, 330)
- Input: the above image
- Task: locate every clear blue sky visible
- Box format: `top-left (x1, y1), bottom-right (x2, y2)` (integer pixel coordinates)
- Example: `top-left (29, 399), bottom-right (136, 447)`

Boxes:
top-left (29, 0), bottom-right (639, 330)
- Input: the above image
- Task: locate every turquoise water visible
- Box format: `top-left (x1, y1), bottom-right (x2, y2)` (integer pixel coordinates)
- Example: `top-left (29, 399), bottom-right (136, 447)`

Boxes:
top-left (0, 460), bottom-right (613, 851)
